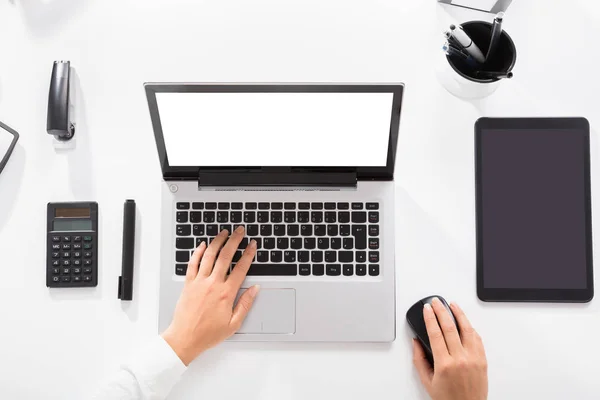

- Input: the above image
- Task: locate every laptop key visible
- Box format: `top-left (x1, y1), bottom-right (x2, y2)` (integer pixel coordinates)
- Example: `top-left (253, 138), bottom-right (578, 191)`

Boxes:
top-left (314, 225), bottom-right (326, 236)
top-left (277, 238), bottom-right (289, 249)
top-left (356, 251), bottom-right (367, 263)
top-left (326, 264), bottom-right (341, 276)
top-left (263, 238), bottom-right (275, 249)
top-left (339, 251), bottom-right (353, 263)
top-left (311, 202), bottom-right (323, 210)
top-left (232, 202), bottom-right (243, 210)
top-left (327, 225), bottom-right (338, 236)
top-left (257, 251), bottom-right (269, 262)
top-left (369, 212), bottom-right (379, 223)
top-left (324, 212), bottom-right (336, 223)
top-left (304, 238), bottom-right (316, 250)
top-left (192, 202), bottom-right (204, 210)
top-left (369, 238), bottom-right (379, 249)
top-left (337, 202), bottom-right (349, 210)
top-left (190, 212), bottom-right (202, 223)
top-left (317, 238), bottom-right (329, 250)
top-left (369, 225), bottom-right (379, 236)
top-left (260, 225), bottom-right (272, 236)
top-left (232, 251), bottom-right (243, 262)
top-left (284, 251), bottom-right (296, 262)
top-left (298, 202), bottom-right (310, 210)
top-left (245, 202), bottom-right (257, 210)
top-left (239, 238), bottom-right (249, 249)
top-left (271, 202), bottom-right (283, 210)
top-left (176, 212), bottom-right (188, 223)
top-left (298, 251), bottom-right (309, 263)
top-left (177, 202), bottom-right (190, 210)
top-left (218, 202), bottom-right (230, 210)
top-left (291, 238), bottom-right (302, 249)
top-left (324, 202), bottom-right (336, 210)
top-left (313, 264), bottom-right (325, 276)
top-left (220, 224), bottom-right (232, 233)
top-left (196, 237), bottom-right (208, 247)
top-left (340, 225), bottom-right (351, 236)
top-left (298, 212), bottom-right (310, 223)
top-left (352, 203), bottom-right (363, 210)
top-left (311, 212), bottom-right (323, 223)
top-left (343, 264), bottom-right (354, 276)
top-left (325, 251), bottom-right (336, 263)
top-left (176, 251), bottom-right (190, 262)
top-left (243, 212), bottom-right (256, 223)
top-left (311, 251), bottom-right (323, 263)
top-left (339, 212), bottom-right (350, 223)
top-left (287, 225), bottom-right (300, 237)
top-left (369, 252), bottom-right (380, 263)
top-left (207, 224), bottom-right (218, 236)
top-left (299, 264), bottom-right (311, 275)
top-left (356, 264), bottom-right (367, 276)
top-left (250, 237), bottom-right (262, 249)
top-left (270, 251), bottom-right (283, 263)
top-left (206, 202), bottom-right (217, 210)
top-left (257, 212), bottom-right (269, 223)
top-left (366, 203), bottom-right (379, 210)
top-left (176, 225), bottom-right (191, 236)
top-left (301, 225), bottom-right (313, 236)
top-left (271, 212), bottom-right (283, 223)
top-left (258, 202), bottom-right (270, 210)
top-left (352, 212), bottom-right (367, 223)
top-left (369, 264), bottom-right (380, 276)
top-left (274, 224), bottom-right (286, 236)
top-left (217, 212), bottom-right (229, 223)
top-left (230, 212), bottom-right (242, 223)
top-left (343, 238), bottom-right (354, 250)
top-left (284, 212), bottom-right (296, 223)
top-left (247, 264), bottom-right (297, 276)
top-left (175, 264), bottom-right (187, 275)
top-left (352, 225), bottom-right (367, 249)
top-left (331, 238), bottom-right (342, 250)
top-left (284, 202), bottom-right (296, 210)
top-left (203, 212), bottom-right (215, 223)
top-left (247, 224), bottom-right (259, 236)
top-left (176, 238), bottom-right (194, 249)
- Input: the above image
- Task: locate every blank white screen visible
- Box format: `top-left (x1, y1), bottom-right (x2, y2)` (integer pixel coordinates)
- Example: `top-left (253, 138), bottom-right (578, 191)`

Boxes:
top-left (156, 92), bottom-right (393, 167)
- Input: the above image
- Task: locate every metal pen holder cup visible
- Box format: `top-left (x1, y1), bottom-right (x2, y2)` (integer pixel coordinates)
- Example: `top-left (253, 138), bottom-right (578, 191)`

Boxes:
top-left (437, 21), bottom-right (516, 99)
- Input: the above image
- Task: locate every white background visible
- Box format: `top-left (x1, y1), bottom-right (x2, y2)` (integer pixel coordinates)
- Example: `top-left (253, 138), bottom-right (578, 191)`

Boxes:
top-left (157, 92), bottom-right (393, 166)
top-left (0, 0), bottom-right (599, 399)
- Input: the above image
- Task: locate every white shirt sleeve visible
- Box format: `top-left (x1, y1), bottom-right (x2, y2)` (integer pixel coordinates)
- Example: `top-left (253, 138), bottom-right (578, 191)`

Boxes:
top-left (91, 336), bottom-right (187, 400)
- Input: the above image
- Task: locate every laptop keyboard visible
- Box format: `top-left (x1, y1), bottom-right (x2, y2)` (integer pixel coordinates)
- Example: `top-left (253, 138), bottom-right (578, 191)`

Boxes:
top-left (174, 201), bottom-right (380, 277)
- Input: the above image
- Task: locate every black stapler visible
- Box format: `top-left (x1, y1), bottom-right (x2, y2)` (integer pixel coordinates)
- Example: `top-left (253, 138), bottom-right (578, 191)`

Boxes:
top-left (47, 61), bottom-right (75, 141)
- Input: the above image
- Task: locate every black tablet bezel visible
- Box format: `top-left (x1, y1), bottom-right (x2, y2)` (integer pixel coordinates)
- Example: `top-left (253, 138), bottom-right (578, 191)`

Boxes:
top-left (475, 117), bottom-right (594, 302)
top-left (144, 83), bottom-right (404, 181)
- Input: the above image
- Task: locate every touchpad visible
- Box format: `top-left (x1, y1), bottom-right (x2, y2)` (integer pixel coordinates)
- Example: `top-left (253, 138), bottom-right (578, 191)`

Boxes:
top-left (235, 288), bottom-right (296, 334)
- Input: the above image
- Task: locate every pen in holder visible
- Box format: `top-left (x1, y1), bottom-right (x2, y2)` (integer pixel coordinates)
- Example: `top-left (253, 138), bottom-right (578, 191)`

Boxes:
top-left (437, 20), bottom-right (516, 100)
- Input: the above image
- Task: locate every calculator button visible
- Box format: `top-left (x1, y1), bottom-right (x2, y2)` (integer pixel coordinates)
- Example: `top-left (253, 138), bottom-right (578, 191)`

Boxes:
top-left (52, 252), bottom-right (60, 258)
top-left (83, 236), bottom-right (93, 242)
top-left (52, 268), bottom-right (60, 275)
top-left (52, 236), bottom-right (61, 242)
top-left (62, 260), bottom-right (70, 266)
top-left (62, 268), bottom-right (70, 275)
top-left (72, 259), bottom-right (81, 266)
top-left (73, 251), bottom-right (81, 258)
top-left (52, 276), bottom-right (60, 283)
top-left (83, 243), bottom-right (93, 250)
top-left (62, 243), bottom-right (71, 250)
top-left (52, 244), bottom-right (61, 250)
top-left (52, 260), bottom-right (60, 266)
top-left (84, 252), bottom-right (92, 258)
top-left (62, 236), bottom-right (71, 242)
top-left (73, 268), bottom-right (82, 274)
top-left (62, 252), bottom-right (70, 258)
top-left (83, 267), bottom-right (92, 274)
top-left (73, 236), bottom-right (82, 242)
top-left (73, 243), bottom-right (82, 250)
top-left (84, 260), bottom-right (92, 266)
top-left (73, 276), bottom-right (82, 282)
top-left (83, 276), bottom-right (92, 282)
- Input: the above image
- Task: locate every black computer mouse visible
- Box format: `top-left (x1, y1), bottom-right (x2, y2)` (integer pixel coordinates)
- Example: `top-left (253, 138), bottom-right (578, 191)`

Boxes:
top-left (406, 295), bottom-right (458, 366)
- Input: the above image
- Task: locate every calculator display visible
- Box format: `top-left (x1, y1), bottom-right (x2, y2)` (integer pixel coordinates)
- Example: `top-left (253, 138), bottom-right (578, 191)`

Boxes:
top-left (55, 208), bottom-right (91, 218)
top-left (53, 219), bottom-right (92, 231)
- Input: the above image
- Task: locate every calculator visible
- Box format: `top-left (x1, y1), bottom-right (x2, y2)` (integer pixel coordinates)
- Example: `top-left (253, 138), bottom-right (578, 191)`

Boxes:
top-left (46, 202), bottom-right (98, 288)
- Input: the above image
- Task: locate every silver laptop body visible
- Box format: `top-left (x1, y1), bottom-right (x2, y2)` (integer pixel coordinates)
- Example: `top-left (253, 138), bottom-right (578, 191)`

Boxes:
top-left (145, 83), bottom-right (404, 342)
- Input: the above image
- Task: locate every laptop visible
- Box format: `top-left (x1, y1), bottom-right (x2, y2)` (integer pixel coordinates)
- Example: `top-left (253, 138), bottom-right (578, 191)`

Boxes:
top-left (145, 83), bottom-right (403, 342)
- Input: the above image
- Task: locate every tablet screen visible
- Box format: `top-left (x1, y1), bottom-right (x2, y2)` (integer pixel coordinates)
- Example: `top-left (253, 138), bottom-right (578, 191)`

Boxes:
top-left (479, 128), bottom-right (589, 290)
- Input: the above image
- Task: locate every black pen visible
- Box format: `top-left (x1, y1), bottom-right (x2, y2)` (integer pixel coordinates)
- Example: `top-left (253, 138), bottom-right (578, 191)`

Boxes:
top-left (118, 199), bottom-right (136, 301)
top-left (485, 12), bottom-right (504, 62)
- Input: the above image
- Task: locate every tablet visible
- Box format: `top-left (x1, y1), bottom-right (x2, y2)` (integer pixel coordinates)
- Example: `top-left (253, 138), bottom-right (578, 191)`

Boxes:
top-left (475, 117), bottom-right (594, 302)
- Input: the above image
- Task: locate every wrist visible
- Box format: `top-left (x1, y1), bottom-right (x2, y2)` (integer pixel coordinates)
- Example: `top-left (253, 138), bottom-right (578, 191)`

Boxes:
top-left (161, 328), bottom-right (197, 366)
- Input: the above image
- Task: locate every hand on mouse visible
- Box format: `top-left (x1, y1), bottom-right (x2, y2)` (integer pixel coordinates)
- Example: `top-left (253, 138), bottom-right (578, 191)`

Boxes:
top-left (161, 227), bottom-right (260, 365)
top-left (413, 298), bottom-right (488, 400)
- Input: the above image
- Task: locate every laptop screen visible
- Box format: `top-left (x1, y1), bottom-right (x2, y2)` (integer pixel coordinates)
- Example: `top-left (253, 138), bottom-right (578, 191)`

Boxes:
top-left (156, 92), bottom-right (394, 167)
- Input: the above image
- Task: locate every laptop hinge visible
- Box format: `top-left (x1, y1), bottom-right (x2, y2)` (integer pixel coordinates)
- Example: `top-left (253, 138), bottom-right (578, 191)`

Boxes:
top-left (197, 168), bottom-right (357, 189)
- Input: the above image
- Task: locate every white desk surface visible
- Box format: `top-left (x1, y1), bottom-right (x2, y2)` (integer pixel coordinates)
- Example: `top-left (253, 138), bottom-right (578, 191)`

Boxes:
top-left (1, 1), bottom-right (599, 399)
